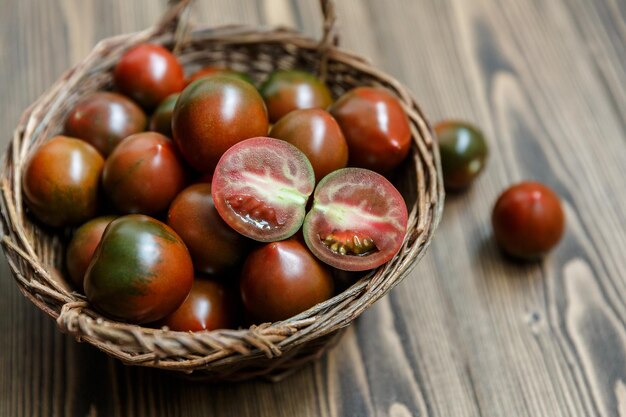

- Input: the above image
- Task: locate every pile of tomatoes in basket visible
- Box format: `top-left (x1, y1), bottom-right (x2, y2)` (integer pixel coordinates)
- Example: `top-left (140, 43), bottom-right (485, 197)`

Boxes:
top-left (23, 44), bottom-right (414, 330)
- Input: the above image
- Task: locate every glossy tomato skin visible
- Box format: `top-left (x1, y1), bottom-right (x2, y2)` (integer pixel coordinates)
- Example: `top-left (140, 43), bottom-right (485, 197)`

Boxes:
top-left (211, 137), bottom-right (315, 242)
top-left (149, 93), bottom-right (179, 138)
top-left (64, 92), bottom-right (147, 156)
top-left (167, 183), bottom-right (250, 275)
top-left (240, 239), bottom-right (334, 323)
top-left (435, 120), bottom-right (488, 190)
top-left (114, 44), bottom-right (184, 109)
top-left (259, 70), bottom-right (333, 123)
top-left (186, 66), bottom-right (254, 86)
top-left (23, 136), bottom-right (104, 227)
top-left (172, 76), bottom-right (269, 172)
top-left (303, 168), bottom-right (408, 271)
top-left (492, 182), bottom-right (565, 259)
top-left (160, 278), bottom-right (240, 331)
top-left (329, 87), bottom-right (411, 173)
top-left (269, 109), bottom-right (348, 182)
top-left (66, 215), bottom-right (117, 291)
top-left (103, 132), bottom-right (187, 215)
top-left (84, 215), bottom-right (194, 324)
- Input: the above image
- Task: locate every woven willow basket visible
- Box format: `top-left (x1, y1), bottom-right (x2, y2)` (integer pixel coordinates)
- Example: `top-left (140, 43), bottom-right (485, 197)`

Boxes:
top-left (0, 0), bottom-right (444, 382)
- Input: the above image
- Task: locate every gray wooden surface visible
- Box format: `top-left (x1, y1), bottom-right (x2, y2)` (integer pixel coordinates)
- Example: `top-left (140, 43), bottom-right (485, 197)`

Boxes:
top-left (1, 0), bottom-right (625, 416)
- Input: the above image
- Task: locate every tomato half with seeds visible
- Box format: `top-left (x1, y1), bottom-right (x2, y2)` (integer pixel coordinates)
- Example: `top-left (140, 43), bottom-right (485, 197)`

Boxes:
top-left (84, 215), bottom-right (194, 324)
top-left (23, 135), bottom-right (104, 227)
top-left (149, 93), bottom-right (179, 138)
top-left (66, 215), bottom-right (117, 291)
top-left (160, 278), bottom-right (240, 331)
top-left (211, 137), bottom-right (315, 242)
top-left (303, 168), bottom-right (408, 271)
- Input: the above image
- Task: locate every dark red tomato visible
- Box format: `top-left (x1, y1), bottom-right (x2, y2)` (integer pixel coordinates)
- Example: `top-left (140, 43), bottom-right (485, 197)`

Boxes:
top-left (64, 92), bottom-right (147, 156)
top-left (240, 239), bottom-right (334, 323)
top-left (84, 214), bottom-right (194, 323)
top-left (435, 120), bottom-right (488, 190)
top-left (303, 168), bottom-right (408, 271)
top-left (114, 44), bottom-right (184, 109)
top-left (23, 135), bottom-right (104, 227)
top-left (172, 76), bottom-right (269, 172)
top-left (102, 132), bottom-right (187, 215)
top-left (269, 109), bottom-right (348, 182)
top-left (186, 66), bottom-right (253, 86)
top-left (329, 87), bottom-right (411, 173)
top-left (492, 182), bottom-right (565, 259)
top-left (211, 137), bottom-right (315, 242)
top-left (66, 215), bottom-right (117, 291)
top-left (259, 70), bottom-right (333, 123)
top-left (160, 278), bottom-right (239, 331)
top-left (167, 183), bottom-right (250, 275)
top-left (149, 93), bottom-right (179, 138)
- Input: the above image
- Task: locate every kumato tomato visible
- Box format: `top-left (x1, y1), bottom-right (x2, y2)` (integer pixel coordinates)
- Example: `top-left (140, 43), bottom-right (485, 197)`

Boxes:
top-left (172, 76), bottom-right (269, 172)
top-left (492, 182), bottom-right (565, 259)
top-left (64, 92), bottom-right (147, 155)
top-left (329, 87), bottom-right (411, 173)
top-left (160, 278), bottom-right (240, 331)
top-left (114, 44), bottom-right (184, 109)
top-left (167, 183), bottom-right (250, 275)
top-left (149, 93), bottom-right (179, 138)
top-left (211, 137), bottom-right (315, 242)
top-left (185, 66), bottom-right (253, 86)
top-left (102, 132), bottom-right (187, 215)
top-left (259, 70), bottom-right (333, 123)
top-left (435, 120), bottom-right (488, 190)
top-left (84, 215), bottom-right (194, 324)
top-left (240, 239), bottom-right (334, 323)
top-left (23, 136), bottom-right (104, 227)
top-left (66, 215), bottom-right (117, 291)
top-left (269, 109), bottom-right (348, 182)
top-left (303, 168), bottom-right (408, 271)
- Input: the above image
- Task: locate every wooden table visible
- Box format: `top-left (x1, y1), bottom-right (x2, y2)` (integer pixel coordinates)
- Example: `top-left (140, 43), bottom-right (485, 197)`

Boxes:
top-left (1, 0), bottom-right (624, 416)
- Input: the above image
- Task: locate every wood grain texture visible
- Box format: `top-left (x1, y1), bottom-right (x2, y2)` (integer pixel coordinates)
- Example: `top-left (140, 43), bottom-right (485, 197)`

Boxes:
top-left (1, 0), bottom-right (625, 416)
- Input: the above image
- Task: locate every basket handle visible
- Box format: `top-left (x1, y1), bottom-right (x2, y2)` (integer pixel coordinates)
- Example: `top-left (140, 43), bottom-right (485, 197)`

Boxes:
top-left (155, 0), bottom-right (339, 78)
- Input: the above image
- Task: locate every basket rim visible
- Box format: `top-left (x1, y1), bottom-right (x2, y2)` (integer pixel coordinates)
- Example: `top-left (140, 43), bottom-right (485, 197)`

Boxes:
top-left (0, 22), bottom-right (444, 374)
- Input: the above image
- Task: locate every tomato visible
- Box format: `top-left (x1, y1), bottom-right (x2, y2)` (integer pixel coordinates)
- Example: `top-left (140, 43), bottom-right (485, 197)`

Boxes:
top-left (160, 278), bottom-right (240, 331)
top-left (329, 87), bottom-right (411, 173)
top-left (113, 44), bottom-right (184, 109)
top-left (167, 183), bottom-right (250, 275)
top-left (66, 215), bottom-right (117, 291)
top-left (492, 182), bottom-right (565, 259)
top-left (186, 66), bottom-right (253, 86)
top-left (269, 109), bottom-right (348, 182)
top-left (149, 93), bottom-right (179, 138)
top-left (435, 120), bottom-right (488, 190)
top-left (84, 215), bottom-right (194, 324)
top-left (64, 92), bottom-right (147, 156)
top-left (240, 239), bottom-right (334, 323)
top-left (172, 76), bottom-right (269, 172)
top-left (23, 136), bottom-right (104, 227)
top-left (211, 137), bottom-right (315, 242)
top-left (303, 168), bottom-right (408, 271)
top-left (102, 132), bottom-right (187, 215)
top-left (259, 70), bottom-right (333, 122)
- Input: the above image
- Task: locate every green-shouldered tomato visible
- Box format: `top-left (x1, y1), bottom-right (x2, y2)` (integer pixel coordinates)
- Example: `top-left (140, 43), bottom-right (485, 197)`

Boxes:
top-left (84, 215), bottom-right (194, 323)
top-left (66, 215), bottom-right (117, 291)
top-left (102, 132), bottom-right (187, 215)
top-left (172, 76), bottom-right (269, 173)
top-left (23, 135), bottom-right (104, 227)
top-left (149, 93), bottom-right (179, 138)
top-left (186, 66), bottom-right (253, 86)
top-left (64, 92), bottom-right (147, 155)
top-left (259, 70), bottom-right (333, 123)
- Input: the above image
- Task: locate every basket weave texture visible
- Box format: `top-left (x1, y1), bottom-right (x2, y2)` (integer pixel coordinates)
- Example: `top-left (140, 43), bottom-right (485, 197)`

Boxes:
top-left (0, 0), bottom-right (444, 382)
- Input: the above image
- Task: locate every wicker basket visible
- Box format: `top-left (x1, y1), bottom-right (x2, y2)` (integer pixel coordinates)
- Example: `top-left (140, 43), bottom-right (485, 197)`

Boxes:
top-left (0, 0), bottom-right (444, 382)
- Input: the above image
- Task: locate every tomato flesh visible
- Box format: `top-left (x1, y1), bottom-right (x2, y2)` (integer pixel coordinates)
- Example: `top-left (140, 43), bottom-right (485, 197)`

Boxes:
top-left (212, 137), bottom-right (315, 242)
top-left (303, 168), bottom-right (408, 271)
